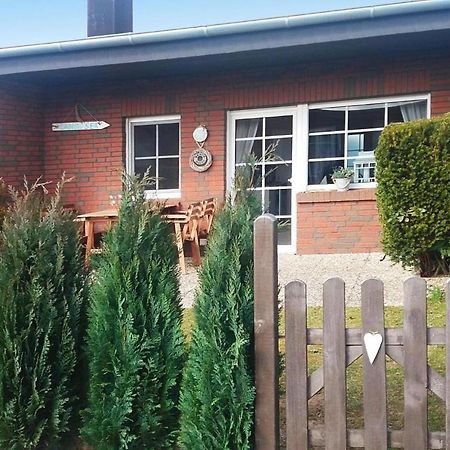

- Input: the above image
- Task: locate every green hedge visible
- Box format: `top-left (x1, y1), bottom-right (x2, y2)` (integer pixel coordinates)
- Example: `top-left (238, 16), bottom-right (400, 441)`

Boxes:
top-left (376, 113), bottom-right (450, 275)
top-left (0, 179), bottom-right (87, 448)
top-left (179, 168), bottom-right (260, 450)
top-left (82, 175), bottom-right (184, 450)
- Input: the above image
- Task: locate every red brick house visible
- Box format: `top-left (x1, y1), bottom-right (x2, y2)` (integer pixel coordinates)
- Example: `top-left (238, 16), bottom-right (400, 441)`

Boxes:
top-left (0, 0), bottom-right (449, 254)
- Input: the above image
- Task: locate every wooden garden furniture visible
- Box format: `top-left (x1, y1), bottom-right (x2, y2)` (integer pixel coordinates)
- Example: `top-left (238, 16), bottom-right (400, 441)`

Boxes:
top-left (75, 208), bottom-right (119, 263)
top-left (77, 202), bottom-right (178, 264)
top-left (163, 202), bottom-right (203, 274)
top-left (164, 198), bottom-right (217, 274)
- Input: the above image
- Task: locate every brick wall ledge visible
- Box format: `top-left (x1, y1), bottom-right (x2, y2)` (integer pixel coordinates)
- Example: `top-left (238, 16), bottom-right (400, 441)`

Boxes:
top-left (297, 188), bottom-right (376, 204)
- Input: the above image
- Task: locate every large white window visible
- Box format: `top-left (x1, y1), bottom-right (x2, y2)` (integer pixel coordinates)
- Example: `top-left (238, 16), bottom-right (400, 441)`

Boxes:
top-left (126, 115), bottom-right (181, 198)
top-left (307, 96), bottom-right (429, 188)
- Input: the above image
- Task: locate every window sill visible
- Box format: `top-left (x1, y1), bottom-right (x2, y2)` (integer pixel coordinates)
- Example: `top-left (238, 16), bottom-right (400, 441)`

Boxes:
top-left (297, 188), bottom-right (376, 203)
top-left (144, 190), bottom-right (181, 200)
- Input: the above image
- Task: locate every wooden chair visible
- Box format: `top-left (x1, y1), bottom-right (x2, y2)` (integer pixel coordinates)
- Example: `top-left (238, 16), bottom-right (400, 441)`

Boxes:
top-left (198, 198), bottom-right (217, 239)
top-left (164, 201), bottom-right (203, 274)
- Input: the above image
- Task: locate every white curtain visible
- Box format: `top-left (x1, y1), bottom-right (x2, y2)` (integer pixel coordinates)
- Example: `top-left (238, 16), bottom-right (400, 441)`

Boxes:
top-left (235, 119), bottom-right (260, 162)
top-left (400, 101), bottom-right (427, 122)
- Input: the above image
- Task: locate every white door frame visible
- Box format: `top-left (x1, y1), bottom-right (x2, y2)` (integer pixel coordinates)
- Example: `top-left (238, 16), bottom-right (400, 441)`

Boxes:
top-left (227, 106), bottom-right (306, 254)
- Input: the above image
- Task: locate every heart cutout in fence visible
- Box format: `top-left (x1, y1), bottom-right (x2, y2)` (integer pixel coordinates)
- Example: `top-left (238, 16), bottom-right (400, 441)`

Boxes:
top-left (363, 332), bottom-right (383, 364)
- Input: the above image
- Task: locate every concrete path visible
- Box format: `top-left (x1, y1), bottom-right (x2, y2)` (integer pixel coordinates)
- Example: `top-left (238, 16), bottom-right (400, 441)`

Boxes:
top-left (180, 253), bottom-right (448, 308)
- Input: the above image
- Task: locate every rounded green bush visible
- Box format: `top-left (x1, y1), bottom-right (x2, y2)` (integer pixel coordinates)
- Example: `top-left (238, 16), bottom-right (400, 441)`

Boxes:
top-left (376, 113), bottom-right (450, 275)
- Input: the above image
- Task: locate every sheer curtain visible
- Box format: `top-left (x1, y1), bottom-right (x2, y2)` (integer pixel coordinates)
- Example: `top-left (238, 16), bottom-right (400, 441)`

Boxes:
top-left (235, 119), bottom-right (260, 162)
top-left (400, 101), bottom-right (427, 122)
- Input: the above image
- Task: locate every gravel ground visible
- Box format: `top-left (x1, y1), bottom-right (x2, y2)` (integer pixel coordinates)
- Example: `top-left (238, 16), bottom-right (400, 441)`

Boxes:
top-left (180, 253), bottom-right (449, 308)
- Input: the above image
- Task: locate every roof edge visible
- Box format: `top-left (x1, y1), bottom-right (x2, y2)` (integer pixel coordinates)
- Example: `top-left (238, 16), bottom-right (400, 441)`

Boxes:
top-left (0, 0), bottom-right (448, 59)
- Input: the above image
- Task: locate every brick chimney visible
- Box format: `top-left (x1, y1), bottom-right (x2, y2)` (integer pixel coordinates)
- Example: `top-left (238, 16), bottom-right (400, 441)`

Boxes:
top-left (87, 0), bottom-right (133, 37)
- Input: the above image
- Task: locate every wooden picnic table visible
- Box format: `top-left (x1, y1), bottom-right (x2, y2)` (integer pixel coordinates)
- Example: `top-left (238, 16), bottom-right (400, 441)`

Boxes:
top-left (75, 208), bottom-right (119, 262)
top-left (77, 203), bottom-right (178, 263)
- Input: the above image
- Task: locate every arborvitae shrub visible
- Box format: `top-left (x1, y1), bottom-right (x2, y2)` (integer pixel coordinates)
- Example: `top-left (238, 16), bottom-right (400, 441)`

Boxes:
top-left (179, 167), bottom-right (260, 450)
top-left (376, 113), bottom-right (450, 275)
top-left (0, 179), bottom-right (8, 228)
top-left (0, 178), bottom-right (87, 449)
top-left (82, 175), bottom-right (184, 450)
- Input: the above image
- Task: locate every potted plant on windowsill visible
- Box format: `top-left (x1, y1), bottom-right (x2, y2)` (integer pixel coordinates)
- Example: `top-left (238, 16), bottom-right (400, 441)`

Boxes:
top-left (331, 167), bottom-right (354, 192)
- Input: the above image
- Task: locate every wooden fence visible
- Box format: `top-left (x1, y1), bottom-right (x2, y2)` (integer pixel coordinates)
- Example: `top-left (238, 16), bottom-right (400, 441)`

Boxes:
top-left (254, 214), bottom-right (450, 449)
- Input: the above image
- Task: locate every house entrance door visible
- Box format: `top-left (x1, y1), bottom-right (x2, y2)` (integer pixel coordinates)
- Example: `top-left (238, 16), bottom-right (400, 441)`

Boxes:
top-left (228, 108), bottom-right (297, 252)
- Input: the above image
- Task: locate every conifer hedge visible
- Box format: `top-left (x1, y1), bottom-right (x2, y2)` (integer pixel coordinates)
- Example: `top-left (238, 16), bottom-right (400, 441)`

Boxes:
top-left (82, 175), bottom-right (184, 450)
top-left (376, 113), bottom-right (450, 275)
top-left (179, 169), bottom-right (260, 450)
top-left (0, 179), bottom-right (87, 449)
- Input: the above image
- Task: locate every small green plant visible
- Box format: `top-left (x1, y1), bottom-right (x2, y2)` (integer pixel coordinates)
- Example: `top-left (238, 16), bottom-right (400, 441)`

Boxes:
top-left (428, 286), bottom-right (445, 304)
top-left (331, 166), bottom-right (354, 179)
top-left (0, 176), bottom-right (87, 449)
top-left (82, 173), bottom-right (184, 450)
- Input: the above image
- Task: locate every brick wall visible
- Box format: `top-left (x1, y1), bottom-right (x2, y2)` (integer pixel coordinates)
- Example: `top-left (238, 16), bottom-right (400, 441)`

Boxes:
top-left (1, 51), bottom-right (450, 252)
top-left (297, 189), bottom-right (381, 254)
top-left (40, 52), bottom-right (450, 213)
top-left (0, 81), bottom-right (44, 187)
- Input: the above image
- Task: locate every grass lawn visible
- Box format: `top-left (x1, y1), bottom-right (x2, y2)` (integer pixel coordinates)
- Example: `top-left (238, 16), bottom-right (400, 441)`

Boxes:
top-left (182, 295), bottom-right (446, 447)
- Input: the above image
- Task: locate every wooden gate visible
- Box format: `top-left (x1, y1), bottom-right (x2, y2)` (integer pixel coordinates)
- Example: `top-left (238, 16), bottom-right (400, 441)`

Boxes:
top-left (254, 214), bottom-right (450, 449)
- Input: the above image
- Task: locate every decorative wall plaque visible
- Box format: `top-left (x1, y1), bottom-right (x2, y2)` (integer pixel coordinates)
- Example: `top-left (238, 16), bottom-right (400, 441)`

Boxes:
top-left (192, 125), bottom-right (208, 144)
top-left (189, 148), bottom-right (213, 172)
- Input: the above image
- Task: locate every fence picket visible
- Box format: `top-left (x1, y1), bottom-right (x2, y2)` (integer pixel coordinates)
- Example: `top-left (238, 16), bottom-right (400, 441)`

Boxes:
top-left (253, 214), bottom-right (279, 450)
top-left (361, 279), bottom-right (387, 449)
top-left (285, 281), bottom-right (308, 450)
top-left (404, 277), bottom-right (428, 450)
top-left (323, 277), bottom-right (346, 450)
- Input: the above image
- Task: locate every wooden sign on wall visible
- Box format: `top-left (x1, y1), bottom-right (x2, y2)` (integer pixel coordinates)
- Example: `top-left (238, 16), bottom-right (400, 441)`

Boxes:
top-left (52, 121), bottom-right (110, 132)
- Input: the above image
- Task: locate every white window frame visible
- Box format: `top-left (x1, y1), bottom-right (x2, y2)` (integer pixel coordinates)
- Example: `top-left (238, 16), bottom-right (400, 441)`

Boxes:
top-left (126, 115), bottom-right (181, 199)
top-left (301, 93), bottom-right (431, 192)
top-left (227, 106), bottom-right (300, 254)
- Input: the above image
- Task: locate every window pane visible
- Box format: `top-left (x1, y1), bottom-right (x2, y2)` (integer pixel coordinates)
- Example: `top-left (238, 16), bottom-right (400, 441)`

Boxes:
top-left (308, 160), bottom-right (340, 185)
top-left (236, 118), bottom-right (262, 138)
top-left (266, 138), bottom-right (292, 161)
top-left (134, 159), bottom-right (156, 189)
top-left (249, 190), bottom-right (263, 212)
top-left (388, 100), bottom-right (427, 123)
top-left (265, 189), bottom-right (291, 216)
top-left (236, 140), bottom-right (262, 163)
top-left (265, 164), bottom-right (292, 187)
top-left (235, 164), bottom-right (262, 188)
top-left (158, 123), bottom-right (179, 156)
top-left (387, 105), bottom-right (404, 124)
top-left (347, 131), bottom-right (381, 157)
top-left (265, 116), bottom-right (292, 136)
top-left (134, 125), bottom-right (156, 157)
top-left (309, 108), bottom-right (345, 133)
top-left (278, 219), bottom-right (291, 245)
top-left (159, 159), bottom-right (179, 190)
top-left (309, 134), bottom-right (344, 159)
top-left (348, 105), bottom-right (384, 130)
top-left (349, 158), bottom-right (376, 184)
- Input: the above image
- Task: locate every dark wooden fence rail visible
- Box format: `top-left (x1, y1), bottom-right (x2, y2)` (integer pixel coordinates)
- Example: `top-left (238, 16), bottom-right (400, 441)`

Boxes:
top-left (253, 213), bottom-right (450, 450)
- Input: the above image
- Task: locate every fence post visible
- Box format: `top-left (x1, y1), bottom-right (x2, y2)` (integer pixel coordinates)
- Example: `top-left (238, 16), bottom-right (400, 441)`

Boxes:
top-left (254, 214), bottom-right (279, 450)
top-left (446, 280), bottom-right (450, 450)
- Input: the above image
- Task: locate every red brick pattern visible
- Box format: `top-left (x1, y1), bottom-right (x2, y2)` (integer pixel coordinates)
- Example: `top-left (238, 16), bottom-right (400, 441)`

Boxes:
top-left (1, 52), bottom-right (450, 252)
top-left (297, 190), bottom-right (381, 254)
top-left (0, 82), bottom-right (44, 187)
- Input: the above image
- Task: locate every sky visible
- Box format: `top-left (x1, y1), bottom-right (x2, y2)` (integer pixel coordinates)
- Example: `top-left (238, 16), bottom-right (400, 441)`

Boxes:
top-left (0, 0), bottom-right (413, 49)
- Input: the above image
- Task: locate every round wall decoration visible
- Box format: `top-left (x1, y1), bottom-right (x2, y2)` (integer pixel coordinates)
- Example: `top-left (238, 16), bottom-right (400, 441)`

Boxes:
top-left (189, 148), bottom-right (213, 172)
top-left (192, 125), bottom-right (208, 144)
